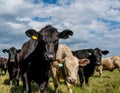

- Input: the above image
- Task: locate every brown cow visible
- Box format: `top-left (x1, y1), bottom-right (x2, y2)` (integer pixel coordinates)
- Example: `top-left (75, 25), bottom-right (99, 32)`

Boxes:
top-left (96, 56), bottom-right (120, 78)
top-left (51, 45), bottom-right (90, 93)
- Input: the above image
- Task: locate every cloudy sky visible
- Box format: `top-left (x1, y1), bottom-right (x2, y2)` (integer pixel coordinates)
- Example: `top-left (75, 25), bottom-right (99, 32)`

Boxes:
top-left (0, 0), bottom-right (120, 58)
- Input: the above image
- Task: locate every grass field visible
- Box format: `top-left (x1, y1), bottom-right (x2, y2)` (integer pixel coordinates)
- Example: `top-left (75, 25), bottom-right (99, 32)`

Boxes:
top-left (0, 69), bottom-right (120, 93)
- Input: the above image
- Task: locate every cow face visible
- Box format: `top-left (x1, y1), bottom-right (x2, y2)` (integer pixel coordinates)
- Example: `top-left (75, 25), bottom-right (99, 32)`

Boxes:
top-left (1, 58), bottom-right (8, 70)
top-left (2, 47), bottom-right (21, 63)
top-left (25, 25), bottom-right (73, 61)
top-left (64, 57), bottom-right (90, 84)
top-left (64, 56), bottom-right (79, 84)
top-left (92, 48), bottom-right (109, 66)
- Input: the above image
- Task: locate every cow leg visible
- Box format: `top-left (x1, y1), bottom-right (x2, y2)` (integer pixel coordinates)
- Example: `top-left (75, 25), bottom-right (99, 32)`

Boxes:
top-left (10, 80), bottom-right (12, 86)
top-left (4, 69), bottom-right (7, 75)
top-left (50, 66), bottom-right (59, 93)
top-left (118, 67), bottom-right (120, 72)
top-left (8, 67), bottom-right (13, 85)
top-left (85, 76), bottom-right (89, 87)
top-left (53, 78), bottom-right (59, 93)
top-left (9, 75), bottom-right (13, 86)
top-left (78, 67), bottom-right (84, 88)
top-left (1, 69), bottom-right (3, 75)
top-left (99, 69), bottom-right (102, 78)
top-left (98, 66), bottom-right (103, 78)
top-left (22, 72), bottom-right (30, 93)
top-left (0, 68), bottom-right (1, 75)
top-left (66, 82), bottom-right (73, 93)
top-left (16, 79), bottom-right (19, 86)
top-left (16, 68), bottom-right (20, 80)
top-left (38, 82), bottom-right (48, 93)
top-left (16, 68), bottom-right (20, 86)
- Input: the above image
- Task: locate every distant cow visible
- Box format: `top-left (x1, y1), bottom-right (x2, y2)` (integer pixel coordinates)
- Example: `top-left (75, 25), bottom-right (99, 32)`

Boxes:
top-left (72, 48), bottom-right (109, 88)
top-left (51, 45), bottom-right (90, 93)
top-left (2, 47), bottom-right (21, 86)
top-left (19, 25), bottom-right (73, 93)
top-left (96, 56), bottom-right (120, 78)
top-left (0, 57), bottom-right (7, 75)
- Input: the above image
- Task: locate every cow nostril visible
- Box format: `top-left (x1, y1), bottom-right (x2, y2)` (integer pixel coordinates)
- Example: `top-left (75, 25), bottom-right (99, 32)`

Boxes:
top-left (69, 79), bottom-right (76, 84)
top-left (96, 62), bottom-right (101, 66)
top-left (46, 54), bottom-right (55, 61)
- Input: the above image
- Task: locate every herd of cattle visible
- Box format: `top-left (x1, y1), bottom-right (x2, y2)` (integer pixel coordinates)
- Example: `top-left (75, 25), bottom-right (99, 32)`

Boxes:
top-left (0, 25), bottom-right (120, 93)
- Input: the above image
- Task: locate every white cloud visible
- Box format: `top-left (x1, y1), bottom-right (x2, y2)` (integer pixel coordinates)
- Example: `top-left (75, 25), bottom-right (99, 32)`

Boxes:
top-left (16, 17), bottom-right (32, 22)
top-left (6, 22), bottom-right (25, 30)
top-left (0, 0), bottom-right (120, 57)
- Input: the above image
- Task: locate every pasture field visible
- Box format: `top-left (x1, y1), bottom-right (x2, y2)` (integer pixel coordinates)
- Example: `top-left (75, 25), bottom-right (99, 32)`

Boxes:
top-left (0, 69), bottom-right (120, 93)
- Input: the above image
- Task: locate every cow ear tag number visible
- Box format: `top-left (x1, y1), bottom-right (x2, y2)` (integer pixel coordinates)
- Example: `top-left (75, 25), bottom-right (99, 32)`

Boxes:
top-left (32, 35), bottom-right (38, 40)
top-left (58, 63), bottom-right (63, 67)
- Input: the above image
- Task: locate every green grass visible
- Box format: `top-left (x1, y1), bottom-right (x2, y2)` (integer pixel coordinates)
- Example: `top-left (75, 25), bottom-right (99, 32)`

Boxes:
top-left (0, 69), bottom-right (120, 93)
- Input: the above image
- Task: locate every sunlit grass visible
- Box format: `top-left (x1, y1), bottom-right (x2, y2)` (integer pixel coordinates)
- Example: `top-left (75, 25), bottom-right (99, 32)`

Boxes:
top-left (0, 69), bottom-right (120, 93)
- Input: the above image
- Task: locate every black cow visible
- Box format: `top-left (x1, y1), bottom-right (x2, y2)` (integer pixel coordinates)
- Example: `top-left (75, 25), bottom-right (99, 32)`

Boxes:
top-left (0, 57), bottom-right (7, 75)
top-left (2, 47), bottom-right (21, 86)
top-left (72, 48), bottom-right (109, 88)
top-left (19, 25), bottom-right (73, 93)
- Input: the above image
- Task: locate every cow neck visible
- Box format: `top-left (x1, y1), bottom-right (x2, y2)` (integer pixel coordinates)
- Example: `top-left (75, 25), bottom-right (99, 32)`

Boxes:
top-left (87, 51), bottom-right (96, 66)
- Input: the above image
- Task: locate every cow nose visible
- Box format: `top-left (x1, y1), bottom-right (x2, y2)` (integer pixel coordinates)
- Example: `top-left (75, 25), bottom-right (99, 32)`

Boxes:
top-left (96, 62), bottom-right (101, 66)
top-left (69, 78), bottom-right (76, 84)
top-left (46, 54), bottom-right (55, 61)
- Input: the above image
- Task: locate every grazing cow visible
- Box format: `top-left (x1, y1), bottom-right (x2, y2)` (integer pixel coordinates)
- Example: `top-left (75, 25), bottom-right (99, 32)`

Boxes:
top-left (0, 57), bottom-right (7, 75)
top-left (51, 45), bottom-right (90, 93)
top-left (19, 25), bottom-right (73, 93)
top-left (2, 47), bottom-right (21, 86)
top-left (72, 48), bottom-right (109, 88)
top-left (96, 56), bottom-right (120, 78)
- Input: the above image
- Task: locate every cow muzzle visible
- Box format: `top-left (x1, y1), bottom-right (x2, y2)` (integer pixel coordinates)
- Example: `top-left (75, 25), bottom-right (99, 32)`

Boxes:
top-left (69, 78), bottom-right (77, 84)
top-left (95, 62), bottom-right (101, 66)
top-left (68, 77), bottom-right (77, 84)
top-left (45, 53), bottom-right (55, 61)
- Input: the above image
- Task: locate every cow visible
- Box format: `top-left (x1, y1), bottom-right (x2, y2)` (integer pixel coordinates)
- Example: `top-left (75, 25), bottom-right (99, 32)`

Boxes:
top-left (18, 25), bottom-right (73, 93)
top-left (2, 47), bottom-right (21, 86)
top-left (0, 57), bottom-right (7, 75)
top-left (72, 48), bottom-right (109, 88)
top-left (96, 56), bottom-right (120, 78)
top-left (51, 44), bottom-right (90, 93)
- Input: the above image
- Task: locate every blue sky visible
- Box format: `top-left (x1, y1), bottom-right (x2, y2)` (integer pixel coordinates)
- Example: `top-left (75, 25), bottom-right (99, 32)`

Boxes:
top-left (0, 0), bottom-right (120, 58)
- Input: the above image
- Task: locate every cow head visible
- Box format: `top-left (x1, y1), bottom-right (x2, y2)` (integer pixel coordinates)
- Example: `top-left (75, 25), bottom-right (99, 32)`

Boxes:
top-left (2, 47), bottom-right (21, 63)
top-left (25, 25), bottom-right (73, 61)
top-left (88, 48), bottom-right (109, 66)
top-left (63, 57), bottom-right (89, 84)
top-left (1, 58), bottom-right (8, 70)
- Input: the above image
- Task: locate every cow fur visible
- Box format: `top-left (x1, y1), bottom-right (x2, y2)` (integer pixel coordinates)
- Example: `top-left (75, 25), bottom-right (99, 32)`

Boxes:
top-left (19, 25), bottom-right (73, 93)
top-left (96, 56), bottom-right (120, 78)
top-left (51, 45), bottom-right (90, 93)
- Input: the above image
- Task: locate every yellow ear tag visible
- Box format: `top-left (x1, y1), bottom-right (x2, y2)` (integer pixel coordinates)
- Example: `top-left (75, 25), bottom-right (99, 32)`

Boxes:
top-left (32, 35), bottom-right (38, 40)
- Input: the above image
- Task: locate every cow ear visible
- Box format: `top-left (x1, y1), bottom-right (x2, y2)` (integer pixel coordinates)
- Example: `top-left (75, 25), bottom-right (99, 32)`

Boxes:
top-left (2, 49), bottom-right (9, 54)
top-left (79, 58), bottom-right (90, 66)
top-left (25, 29), bottom-right (39, 40)
top-left (102, 50), bottom-right (109, 55)
top-left (59, 30), bottom-right (73, 39)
